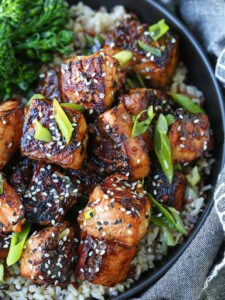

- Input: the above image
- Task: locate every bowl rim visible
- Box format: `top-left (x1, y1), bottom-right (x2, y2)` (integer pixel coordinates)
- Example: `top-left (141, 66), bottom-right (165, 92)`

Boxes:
top-left (112, 0), bottom-right (225, 299)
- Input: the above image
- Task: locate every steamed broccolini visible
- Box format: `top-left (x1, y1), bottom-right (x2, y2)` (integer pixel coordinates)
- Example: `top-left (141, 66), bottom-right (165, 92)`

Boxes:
top-left (0, 0), bottom-right (74, 98)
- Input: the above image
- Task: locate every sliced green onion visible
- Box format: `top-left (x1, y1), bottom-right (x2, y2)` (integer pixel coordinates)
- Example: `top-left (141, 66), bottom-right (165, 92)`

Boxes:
top-left (53, 98), bottom-right (73, 144)
top-left (154, 114), bottom-right (173, 183)
top-left (6, 223), bottom-right (31, 266)
top-left (61, 103), bottom-right (84, 113)
top-left (168, 207), bottom-right (187, 234)
top-left (58, 228), bottom-right (70, 239)
top-left (126, 78), bottom-right (134, 89)
top-left (34, 121), bottom-right (53, 143)
top-left (132, 105), bottom-right (155, 138)
top-left (26, 94), bottom-right (46, 108)
top-left (149, 194), bottom-right (176, 226)
top-left (186, 166), bottom-right (201, 187)
top-left (149, 19), bottom-right (169, 41)
top-left (169, 93), bottom-right (204, 114)
top-left (152, 216), bottom-right (174, 230)
top-left (113, 50), bottom-right (133, 67)
top-left (174, 163), bottom-right (181, 170)
top-left (165, 114), bottom-right (174, 126)
top-left (138, 40), bottom-right (162, 57)
top-left (0, 264), bottom-right (4, 283)
top-left (150, 194), bottom-right (187, 234)
top-left (84, 209), bottom-right (96, 220)
top-left (136, 73), bottom-right (146, 88)
top-left (0, 174), bottom-right (3, 195)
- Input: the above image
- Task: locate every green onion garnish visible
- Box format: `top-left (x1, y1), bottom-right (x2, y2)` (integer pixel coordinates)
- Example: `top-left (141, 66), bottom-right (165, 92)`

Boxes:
top-left (165, 114), bottom-right (174, 126)
top-left (58, 228), bottom-right (70, 239)
top-left (149, 19), bottom-right (169, 41)
top-left (154, 114), bottom-right (173, 183)
top-left (169, 93), bottom-right (204, 114)
top-left (149, 194), bottom-right (176, 226)
top-left (136, 73), bottom-right (146, 87)
top-left (34, 121), bottom-right (53, 143)
top-left (149, 193), bottom-right (187, 234)
top-left (113, 50), bottom-right (133, 67)
top-left (186, 166), bottom-right (201, 187)
top-left (138, 40), bottom-right (162, 57)
top-left (84, 209), bottom-right (96, 220)
top-left (132, 106), bottom-right (155, 138)
top-left (26, 94), bottom-right (46, 108)
top-left (0, 174), bottom-right (3, 195)
top-left (0, 264), bottom-right (4, 283)
top-left (61, 103), bottom-right (84, 113)
top-left (6, 223), bottom-right (31, 266)
top-left (53, 98), bottom-right (73, 144)
top-left (174, 163), bottom-right (181, 170)
top-left (168, 207), bottom-right (187, 234)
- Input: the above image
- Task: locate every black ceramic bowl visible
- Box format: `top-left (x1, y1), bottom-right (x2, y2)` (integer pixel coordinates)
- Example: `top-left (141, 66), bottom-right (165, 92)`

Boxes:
top-left (71, 0), bottom-right (225, 299)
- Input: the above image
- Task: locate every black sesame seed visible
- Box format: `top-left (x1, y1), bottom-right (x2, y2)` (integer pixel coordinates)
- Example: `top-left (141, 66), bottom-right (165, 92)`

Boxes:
top-left (127, 224), bottom-right (132, 228)
top-left (114, 219), bottom-right (122, 225)
top-left (103, 221), bottom-right (109, 225)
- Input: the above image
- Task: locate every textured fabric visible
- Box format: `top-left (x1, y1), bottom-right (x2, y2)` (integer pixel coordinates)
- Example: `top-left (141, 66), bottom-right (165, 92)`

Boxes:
top-left (140, 1), bottom-right (225, 299)
top-left (142, 206), bottom-right (224, 300)
top-left (179, 0), bottom-right (225, 86)
top-left (179, 0), bottom-right (225, 57)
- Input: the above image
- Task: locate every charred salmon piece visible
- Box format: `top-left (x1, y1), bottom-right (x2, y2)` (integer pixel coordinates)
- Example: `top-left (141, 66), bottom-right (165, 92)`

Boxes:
top-left (169, 109), bottom-right (213, 164)
top-left (77, 231), bottom-right (137, 287)
top-left (23, 163), bottom-right (78, 226)
top-left (7, 157), bottom-right (37, 197)
top-left (0, 232), bottom-right (12, 259)
top-left (104, 14), bottom-right (179, 87)
top-left (144, 163), bottom-right (187, 211)
top-left (0, 173), bottom-right (25, 233)
top-left (90, 103), bottom-right (150, 181)
top-left (0, 100), bottom-right (24, 170)
top-left (20, 222), bottom-right (78, 285)
top-left (20, 98), bottom-right (88, 170)
top-left (36, 69), bottom-right (62, 102)
top-left (78, 174), bottom-right (151, 247)
top-left (120, 88), bottom-right (175, 117)
top-left (67, 158), bottom-right (105, 197)
top-left (59, 51), bottom-right (125, 117)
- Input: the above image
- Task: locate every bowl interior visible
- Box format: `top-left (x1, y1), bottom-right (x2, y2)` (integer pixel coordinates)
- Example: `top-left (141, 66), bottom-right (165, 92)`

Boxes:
top-left (70, 0), bottom-right (225, 298)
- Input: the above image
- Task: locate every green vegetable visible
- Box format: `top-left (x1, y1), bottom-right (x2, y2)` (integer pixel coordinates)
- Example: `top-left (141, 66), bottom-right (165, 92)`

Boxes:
top-left (0, 174), bottom-right (3, 195)
top-left (7, 223), bottom-right (31, 266)
top-left (149, 194), bottom-right (176, 226)
top-left (174, 163), bottom-right (182, 170)
top-left (26, 93), bottom-right (46, 107)
top-left (169, 93), bottom-right (204, 114)
top-left (0, 264), bottom-right (4, 283)
top-left (149, 193), bottom-right (187, 234)
top-left (186, 166), bottom-right (201, 186)
top-left (138, 40), bottom-right (162, 57)
top-left (113, 50), bottom-right (133, 67)
top-left (83, 34), bottom-right (104, 55)
top-left (0, 0), bottom-right (73, 98)
top-left (168, 207), bottom-right (187, 234)
top-left (53, 98), bottom-right (73, 144)
top-left (34, 121), bottom-right (53, 142)
top-left (165, 114), bottom-right (174, 126)
top-left (61, 103), bottom-right (84, 113)
top-left (84, 209), bottom-right (96, 220)
top-left (160, 227), bottom-right (176, 254)
top-left (149, 19), bottom-right (169, 41)
top-left (154, 114), bottom-right (173, 183)
top-left (136, 73), bottom-right (146, 88)
top-left (132, 106), bottom-right (155, 138)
